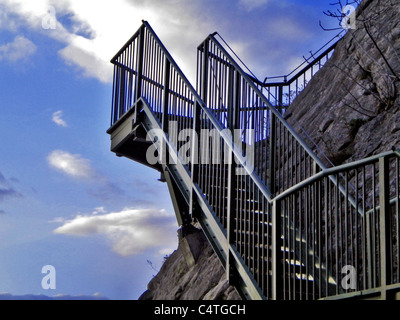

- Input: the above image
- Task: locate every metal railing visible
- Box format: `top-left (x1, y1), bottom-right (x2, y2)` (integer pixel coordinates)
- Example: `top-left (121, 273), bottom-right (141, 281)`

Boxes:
top-left (110, 24), bottom-right (196, 130)
top-left (275, 150), bottom-right (400, 299)
top-left (252, 32), bottom-right (343, 109)
top-left (197, 35), bottom-right (327, 196)
top-left (110, 21), bottom-right (273, 299)
top-left (109, 21), bottom-right (400, 300)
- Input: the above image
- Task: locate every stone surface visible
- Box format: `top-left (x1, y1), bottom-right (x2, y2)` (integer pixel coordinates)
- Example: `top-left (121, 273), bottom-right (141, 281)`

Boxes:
top-left (139, 225), bottom-right (241, 300)
top-left (288, 0), bottom-right (400, 166)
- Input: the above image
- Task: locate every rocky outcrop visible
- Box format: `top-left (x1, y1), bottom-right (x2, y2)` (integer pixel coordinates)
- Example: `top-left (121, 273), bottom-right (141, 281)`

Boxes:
top-left (287, 0), bottom-right (400, 166)
top-left (139, 225), bottom-right (240, 300)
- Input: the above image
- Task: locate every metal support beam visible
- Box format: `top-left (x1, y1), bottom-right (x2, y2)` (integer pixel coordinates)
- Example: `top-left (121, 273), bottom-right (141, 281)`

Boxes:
top-left (162, 58), bottom-right (170, 132)
top-left (226, 66), bottom-right (240, 284)
top-left (190, 101), bottom-right (201, 219)
top-left (201, 39), bottom-right (209, 104)
top-left (134, 25), bottom-right (145, 102)
top-left (269, 113), bottom-right (277, 196)
top-left (163, 166), bottom-right (191, 226)
top-left (272, 199), bottom-right (283, 300)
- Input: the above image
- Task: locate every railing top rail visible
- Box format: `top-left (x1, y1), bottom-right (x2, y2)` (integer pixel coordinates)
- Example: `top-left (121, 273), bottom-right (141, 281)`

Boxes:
top-left (275, 149), bottom-right (399, 202)
top-left (110, 27), bottom-right (142, 63)
top-left (260, 30), bottom-right (344, 86)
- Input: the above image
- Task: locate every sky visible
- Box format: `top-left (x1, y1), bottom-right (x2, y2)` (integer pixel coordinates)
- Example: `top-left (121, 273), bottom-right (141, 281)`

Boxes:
top-left (0, 0), bottom-right (344, 300)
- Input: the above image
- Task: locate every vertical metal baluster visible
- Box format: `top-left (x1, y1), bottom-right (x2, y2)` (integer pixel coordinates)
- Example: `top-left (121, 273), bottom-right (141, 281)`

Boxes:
top-left (334, 173), bottom-right (339, 295)
top-left (355, 169), bottom-right (359, 291)
top-left (345, 170), bottom-right (350, 292)
top-left (338, 173), bottom-right (343, 293)
top-left (314, 180), bottom-right (319, 299)
top-left (362, 166), bottom-right (366, 290)
top-left (379, 156), bottom-right (391, 298)
top-left (397, 157), bottom-right (400, 283)
top-left (150, 37), bottom-right (155, 107)
top-left (285, 192), bottom-right (290, 299)
top-left (261, 195), bottom-right (265, 296)
top-left (256, 188), bottom-right (260, 291)
top-left (327, 177), bottom-right (332, 297)
top-left (111, 64), bottom-right (116, 125)
top-left (292, 193), bottom-right (297, 300)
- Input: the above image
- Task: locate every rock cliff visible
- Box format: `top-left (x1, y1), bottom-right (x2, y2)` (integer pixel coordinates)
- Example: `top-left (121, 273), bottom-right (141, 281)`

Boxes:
top-left (287, 0), bottom-right (400, 166)
top-left (139, 0), bottom-right (400, 300)
top-left (139, 225), bottom-right (240, 300)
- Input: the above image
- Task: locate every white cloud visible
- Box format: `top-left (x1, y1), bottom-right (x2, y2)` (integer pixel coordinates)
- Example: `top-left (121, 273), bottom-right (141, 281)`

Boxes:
top-left (0, 5), bottom-right (19, 32)
top-left (268, 16), bottom-right (313, 42)
top-left (58, 44), bottom-right (112, 83)
top-left (46, 150), bottom-right (129, 203)
top-left (52, 110), bottom-right (68, 127)
top-left (53, 208), bottom-right (178, 256)
top-left (0, 172), bottom-right (22, 203)
top-left (0, 0), bottom-right (210, 84)
top-left (0, 36), bottom-right (37, 62)
top-left (47, 150), bottom-right (95, 180)
top-left (239, 0), bottom-right (269, 11)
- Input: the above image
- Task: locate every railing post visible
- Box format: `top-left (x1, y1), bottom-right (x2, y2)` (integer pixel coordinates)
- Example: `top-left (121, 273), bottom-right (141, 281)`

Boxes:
top-left (278, 84), bottom-right (283, 111)
top-left (162, 58), bottom-right (170, 133)
top-left (158, 57), bottom-right (171, 180)
top-left (190, 100), bottom-right (201, 222)
top-left (132, 25), bottom-right (145, 130)
top-left (272, 199), bottom-right (283, 300)
top-left (269, 113), bottom-right (276, 196)
top-left (226, 67), bottom-right (240, 284)
top-left (379, 156), bottom-right (391, 299)
top-left (135, 25), bottom-right (145, 103)
top-left (112, 64), bottom-right (120, 123)
top-left (118, 65), bottom-right (126, 119)
top-left (200, 39), bottom-right (209, 104)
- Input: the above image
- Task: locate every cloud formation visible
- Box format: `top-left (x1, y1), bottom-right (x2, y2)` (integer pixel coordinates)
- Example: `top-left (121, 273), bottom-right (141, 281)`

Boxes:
top-left (47, 150), bottom-right (94, 180)
top-left (52, 110), bottom-right (68, 127)
top-left (239, 0), bottom-right (269, 11)
top-left (0, 36), bottom-right (37, 62)
top-left (0, 0), bottom-right (332, 85)
top-left (53, 208), bottom-right (178, 256)
top-left (0, 0), bottom-right (211, 83)
top-left (0, 172), bottom-right (22, 203)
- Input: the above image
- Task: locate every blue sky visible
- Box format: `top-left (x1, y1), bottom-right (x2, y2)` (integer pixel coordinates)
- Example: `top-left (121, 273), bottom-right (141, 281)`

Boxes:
top-left (0, 0), bottom-right (343, 300)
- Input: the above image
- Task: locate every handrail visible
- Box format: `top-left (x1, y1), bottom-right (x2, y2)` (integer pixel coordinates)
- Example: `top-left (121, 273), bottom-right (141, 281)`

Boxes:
top-left (261, 32), bottom-right (344, 85)
top-left (252, 31), bottom-right (344, 108)
top-left (275, 150), bottom-right (396, 202)
top-left (277, 150), bottom-right (400, 297)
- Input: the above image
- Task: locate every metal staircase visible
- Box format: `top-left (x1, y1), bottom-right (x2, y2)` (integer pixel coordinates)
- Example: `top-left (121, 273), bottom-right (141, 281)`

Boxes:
top-left (107, 21), bottom-right (400, 300)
